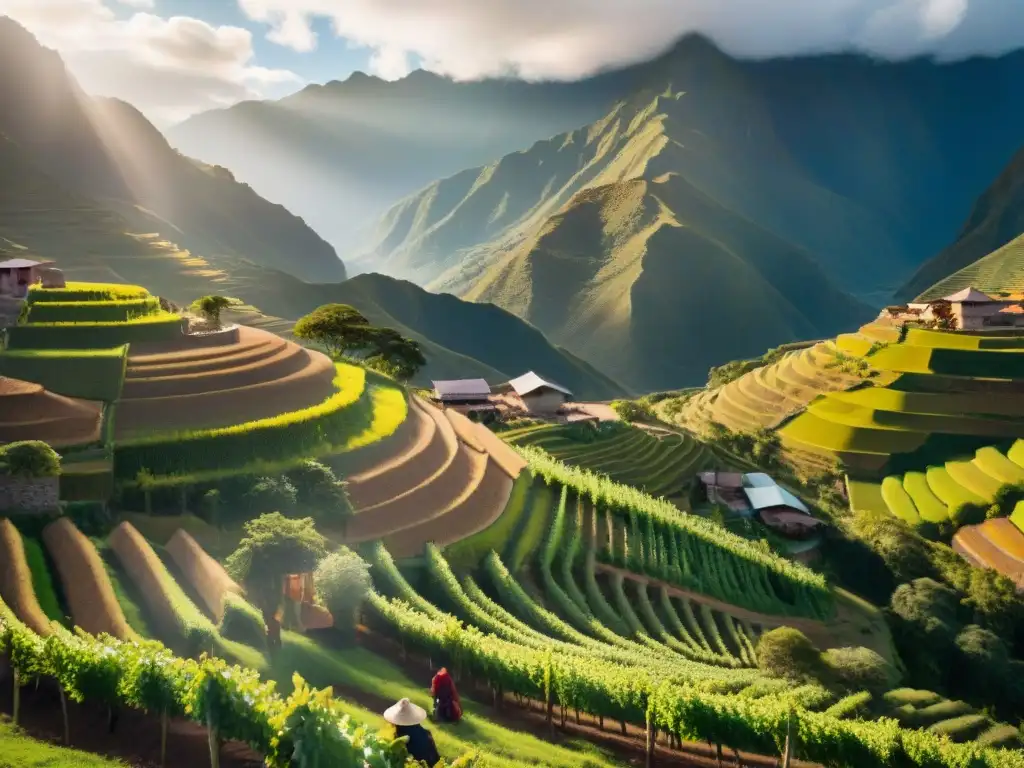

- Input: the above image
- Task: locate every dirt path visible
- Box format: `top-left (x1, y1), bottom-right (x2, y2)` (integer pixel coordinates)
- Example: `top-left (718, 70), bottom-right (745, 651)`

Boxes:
top-left (0, 676), bottom-right (261, 768)
top-left (356, 630), bottom-right (817, 768)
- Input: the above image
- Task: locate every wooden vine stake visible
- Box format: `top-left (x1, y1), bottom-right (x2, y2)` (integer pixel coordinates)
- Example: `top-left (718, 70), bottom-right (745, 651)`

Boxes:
top-left (781, 713), bottom-right (793, 768)
top-left (644, 708), bottom-right (655, 768)
top-left (207, 712), bottom-right (221, 768)
top-left (160, 710), bottom-right (169, 768)
top-left (12, 667), bottom-right (20, 726)
top-left (59, 686), bottom-right (70, 744)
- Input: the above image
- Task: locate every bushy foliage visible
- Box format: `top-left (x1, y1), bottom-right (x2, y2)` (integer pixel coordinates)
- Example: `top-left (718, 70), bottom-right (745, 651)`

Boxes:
top-left (610, 399), bottom-right (653, 422)
top-left (0, 441), bottom-right (61, 477)
top-left (218, 592), bottom-right (267, 648)
top-left (823, 646), bottom-right (900, 695)
top-left (285, 460), bottom-right (351, 521)
top-left (225, 513), bottom-right (327, 650)
top-left (190, 295), bottom-right (232, 327)
top-left (314, 548), bottom-right (371, 639)
top-left (243, 476), bottom-right (298, 517)
top-left (755, 627), bottom-right (827, 683)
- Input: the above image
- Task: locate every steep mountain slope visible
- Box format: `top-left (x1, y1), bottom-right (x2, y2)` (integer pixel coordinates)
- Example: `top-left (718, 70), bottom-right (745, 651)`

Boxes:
top-left (0, 17), bottom-right (344, 283)
top-left (361, 88), bottom-right (872, 390)
top-left (363, 40), bottom-right (1024, 303)
top-left (902, 146), bottom-right (1024, 300)
top-left (167, 70), bottom-right (621, 254)
top-left (0, 135), bottom-right (620, 395)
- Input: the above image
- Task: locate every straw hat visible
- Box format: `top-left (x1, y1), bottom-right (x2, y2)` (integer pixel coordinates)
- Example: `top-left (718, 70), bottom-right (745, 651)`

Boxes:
top-left (383, 698), bottom-right (427, 726)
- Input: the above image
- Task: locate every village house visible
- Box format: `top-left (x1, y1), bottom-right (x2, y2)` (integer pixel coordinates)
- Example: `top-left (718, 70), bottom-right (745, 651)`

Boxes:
top-left (432, 378), bottom-right (492, 405)
top-left (498, 371), bottom-right (573, 415)
top-left (697, 470), bottom-right (824, 540)
top-left (0, 258), bottom-right (55, 298)
top-left (883, 286), bottom-right (1024, 331)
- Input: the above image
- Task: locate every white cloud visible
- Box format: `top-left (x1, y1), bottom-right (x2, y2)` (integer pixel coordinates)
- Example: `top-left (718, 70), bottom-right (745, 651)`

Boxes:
top-left (114, 0), bottom-right (154, 8)
top-left (237, 0), bottom-right (1024, 82)
top-left (0, 0), bottom-right (302, 124)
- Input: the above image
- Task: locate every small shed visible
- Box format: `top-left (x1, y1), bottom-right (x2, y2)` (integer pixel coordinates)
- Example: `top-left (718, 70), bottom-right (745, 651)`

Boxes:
top-left (506, 371), bottom-right (572, 414)
top-left (0, 258), bottom-right (55, 298)
top-left (432, 378), bottom-right (491, 404)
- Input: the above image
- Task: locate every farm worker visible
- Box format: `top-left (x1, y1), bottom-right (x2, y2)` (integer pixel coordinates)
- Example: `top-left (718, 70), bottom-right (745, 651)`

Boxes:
top-left (430, 667), bottom-right (462, 723)
top-left (383, 698), bottom-right (441, 767)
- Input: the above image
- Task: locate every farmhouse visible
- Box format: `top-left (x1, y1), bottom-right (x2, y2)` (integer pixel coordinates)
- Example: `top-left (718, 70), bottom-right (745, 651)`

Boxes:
top-left (698, 470), bottom-right (822, 538)
top-left (432, 378), bottom-right (492, 404)
top-left (499, 371), bottom-right (573, 415)
top-left (884, 286), bottom-right (1024, 331)
top-left (0, 258), bottom-right (54, 298)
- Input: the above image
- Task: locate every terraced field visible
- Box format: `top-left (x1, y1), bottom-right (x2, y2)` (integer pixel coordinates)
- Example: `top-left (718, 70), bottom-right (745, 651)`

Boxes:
top-left (778, 327), bottom-right (1024, 476)
top-left (114, 325), bottom-right (339, 437)
top-left (673, 342), bottom-right (866, 436)
top-left (849, 441), bottom-right (1024, 527)
top-left (500, 424), bottom-right (713, 506)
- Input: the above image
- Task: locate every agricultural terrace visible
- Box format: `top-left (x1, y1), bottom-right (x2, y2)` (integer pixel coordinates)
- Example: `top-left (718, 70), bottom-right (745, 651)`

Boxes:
top-left (4, 465), bottom-right (1020, 766)
top-left (500, 422), bottom-right (714, 508)
top-left (665, 341), bottom-right (868, 447)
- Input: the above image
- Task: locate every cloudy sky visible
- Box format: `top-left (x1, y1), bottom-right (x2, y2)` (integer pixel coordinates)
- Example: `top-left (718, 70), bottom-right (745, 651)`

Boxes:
top-left (2, 0), bottom-right (1023, 125)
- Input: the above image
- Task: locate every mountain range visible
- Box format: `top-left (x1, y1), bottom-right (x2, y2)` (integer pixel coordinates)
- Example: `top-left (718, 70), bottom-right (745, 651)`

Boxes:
top-left (901, 144), bottom-right (1024, 300)
top-left (0, 17), bottom-right (620, 399)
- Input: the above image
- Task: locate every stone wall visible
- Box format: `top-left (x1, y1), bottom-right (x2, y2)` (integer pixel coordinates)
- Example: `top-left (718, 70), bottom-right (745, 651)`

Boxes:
top-left (0, 475), bottom-right (59, 512)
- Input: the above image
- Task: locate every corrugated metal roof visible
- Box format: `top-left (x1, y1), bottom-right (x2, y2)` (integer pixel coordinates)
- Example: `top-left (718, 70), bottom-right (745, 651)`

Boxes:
top-left (743, 486), bottom-right (809, 513)
top-left (432, 378), bottom-right (491, 397)
top-left (508, 371), bottom-right (572, 397)
top-left (0, 258), bottom-right (48, 269)
top-left (742, 472), bottom-right (776, 488)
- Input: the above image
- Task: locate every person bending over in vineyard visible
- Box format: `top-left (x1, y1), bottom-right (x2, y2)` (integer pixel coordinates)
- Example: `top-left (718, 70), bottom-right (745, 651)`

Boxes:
top-left (430, 667), bottom-right (462, 723)
top-left (384, 698), bottom-right (441, 766)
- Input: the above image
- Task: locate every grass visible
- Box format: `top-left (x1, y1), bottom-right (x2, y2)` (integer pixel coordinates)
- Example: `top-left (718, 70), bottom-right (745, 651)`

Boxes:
top-left (21, 537), bottom-right (66, 625)
top-left (263, 634), bottom-right (621, 768)
top-left (0, 346), bottom-right (127, 401)
top-left (26, 297), bottom-right (160, 323)
top-left (8, 312), bottom-right (182, 350)
top-left (506, 482), bottom-right (556, 573)
top-left (445, 471), bottom-right (535, 572)
top-left (93, 541), bottom-right (154, 638)
top-left (0, 717), bottom-right (129, 767)
top-left (28, 281), bottom-right (149, 302)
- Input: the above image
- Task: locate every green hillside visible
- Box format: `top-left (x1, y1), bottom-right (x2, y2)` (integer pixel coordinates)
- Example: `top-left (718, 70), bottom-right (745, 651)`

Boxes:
top-left (363, 88), bottom-right (873, 391)
top-left (0, 17), bottom-right (344, 283)
top-left (901, 145), bottom-right (1024, 300)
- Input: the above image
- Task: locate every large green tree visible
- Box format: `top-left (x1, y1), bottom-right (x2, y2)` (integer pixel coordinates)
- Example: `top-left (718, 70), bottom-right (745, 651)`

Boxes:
top-left (190, 295), bottom-right (232, 327)
top-left (225, 513), bottom-right (327, 652)
top-left (293, 303), bottom-right (426, 380)
top-left (292, 304), bottom-right (375, 358)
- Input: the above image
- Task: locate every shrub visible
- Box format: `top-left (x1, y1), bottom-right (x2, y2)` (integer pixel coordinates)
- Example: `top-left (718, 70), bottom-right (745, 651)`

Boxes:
top-left (243, 476), bottom-right (298, 517)
top-left (951, 502), bottom-right (987, 528)
top-left (218, 591), bottom-right (267, 647)
top-left (610, 399), bottom-right (653, 422)
top-left (756, 627), bottom-right (826, 683)
top-left (823, 646), bottom-right (900, 694)
top-left (0, 441), bottom-right (61, 477)
top-left (314, 548), bottom-right (371, 639)
top-left (190, 295), bottom-right (232, 327)
top-left (285, 460), bottom-right (350, 519)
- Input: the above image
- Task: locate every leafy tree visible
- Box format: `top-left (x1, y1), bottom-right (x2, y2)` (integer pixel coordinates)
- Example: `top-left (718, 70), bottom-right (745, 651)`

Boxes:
top-left (285, 460), bottom-right (352, 522)
top-left (0, 441), bottom-right (61, 477)
top-left (848, 511), bottom-right (934, 583)
top-left (963, 567), bottom-right (1024, 647)
top-left (314, 549), bottom-right (371, 641)
top-left (363, 327), bottom-right (426, 381)
top-left (822, 646), bottom-right (899, 694)
top-left (225, 513), bottom-right (327, 652)
top-left (243, 476), bottom-right (297, 517)
top-left (887, 578), bottom-right (960, 690)
top-left (953, 625), bottom-right (1010, 705)
top-left (292, 304), bottom-right (374, 358)
top-left (190, 295), bottom-right (232, 327)
top-left (756, 627), bottom-right (826, 683)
